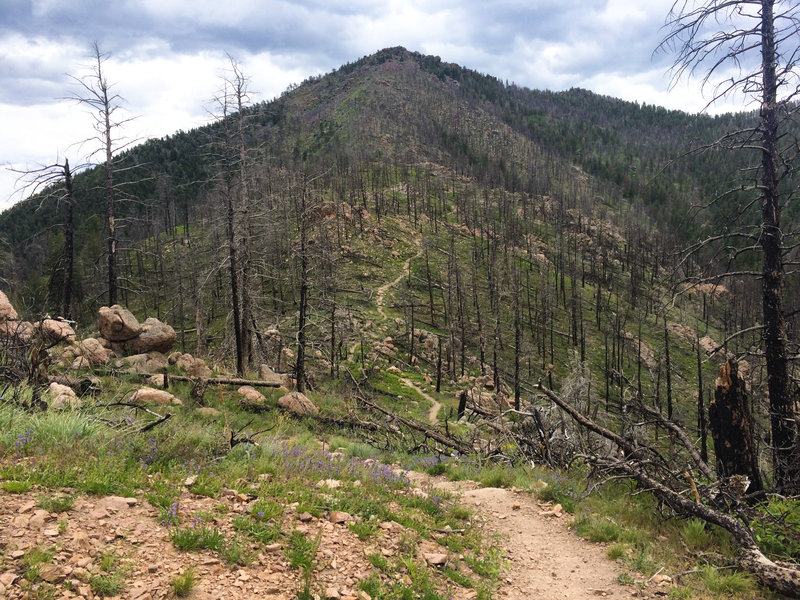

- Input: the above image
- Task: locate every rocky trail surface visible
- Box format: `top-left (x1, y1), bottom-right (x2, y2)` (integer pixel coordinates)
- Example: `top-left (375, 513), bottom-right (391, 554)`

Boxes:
top-left (0, 471), bottom-right (653, 600)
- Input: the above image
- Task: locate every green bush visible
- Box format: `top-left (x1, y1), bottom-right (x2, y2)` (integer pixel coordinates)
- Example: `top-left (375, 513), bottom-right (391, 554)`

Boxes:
top-left (751, 497), bottom-right (800, 561)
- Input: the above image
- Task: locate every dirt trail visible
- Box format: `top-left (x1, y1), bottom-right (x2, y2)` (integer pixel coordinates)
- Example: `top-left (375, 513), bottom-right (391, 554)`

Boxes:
top-left (399, 376), bottom-right (442, 424)
top-left (375, 238), bottom-right (422, 321)
top-left (0, 472), bottom-right (638, 600)
top-left (407, 472), bottom-right (633, 600)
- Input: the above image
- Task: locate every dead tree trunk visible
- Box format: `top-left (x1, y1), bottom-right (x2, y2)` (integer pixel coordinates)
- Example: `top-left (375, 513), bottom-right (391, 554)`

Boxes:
top-left (709, 360), bottom-right (763, 494)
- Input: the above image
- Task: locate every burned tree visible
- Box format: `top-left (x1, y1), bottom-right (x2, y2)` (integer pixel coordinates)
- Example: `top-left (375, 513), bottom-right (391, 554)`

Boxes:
top-left (660, 0), bottom-right (800, 491)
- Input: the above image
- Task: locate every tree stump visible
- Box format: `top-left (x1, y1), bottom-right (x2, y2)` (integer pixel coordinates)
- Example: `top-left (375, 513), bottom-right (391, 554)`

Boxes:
top-left (710, 359), bottom-right (763, 494)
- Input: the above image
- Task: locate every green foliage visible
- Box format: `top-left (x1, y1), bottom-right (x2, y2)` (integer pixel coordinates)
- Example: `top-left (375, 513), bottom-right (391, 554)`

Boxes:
top-left (477, 466), bottom-right (516, 489)
top-left (89, 573), bottom-right (125, 597)
top-left (89, 551), bottom-right (127, 597)
top-left (368, 552), bottom-right (389, 570)
top-left (169, 525), bottom-right (225, 552)
top-left (219, 535), bottom-right (255, 566)
top-left (171, 566), bottom-right (197, 597)
top-left (750, 497), bottom-right (800, 561)
top-left (616, 573), bottom-right (635, 586)
top-left (606, 543), bottom-right (627, 560)
top-left (573, 515), bottom-right (622, 543)
top-left (681, 519), bottom-right (712, 552)
top-left (2, 480), bottom-right (31, 493)
top-left (23, 547), bottom-right (54, 581)
top-left (187, 472), bottom-right (222, 497)
top-left (36, 493), bottom-right (75, 512)
top-left (232, 515), bottom-right (281, 545)
top-left (284, 530), bottom-right (318, 571)
top-left (698, 565), bottom-right (754, 596)
top-left (348, 519), bottom-right (380, 541)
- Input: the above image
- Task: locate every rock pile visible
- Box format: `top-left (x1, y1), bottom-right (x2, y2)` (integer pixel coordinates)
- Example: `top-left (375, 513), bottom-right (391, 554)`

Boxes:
top-left (0, 290), bottom-right (75, 342)
top-left (97, 305), bottom-right (175, 356)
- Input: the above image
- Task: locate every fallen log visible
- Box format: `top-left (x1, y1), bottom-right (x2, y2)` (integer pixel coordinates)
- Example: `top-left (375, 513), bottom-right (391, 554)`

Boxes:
top-left (533, 381), bottom-right (800, 597)
top-left (156, 375), bottom-right (283, 388)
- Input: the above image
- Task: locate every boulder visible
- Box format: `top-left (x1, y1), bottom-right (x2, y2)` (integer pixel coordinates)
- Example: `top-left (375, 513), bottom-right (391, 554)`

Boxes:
top-left (117, 352), bottom-right (169, 374)
top-left (70, 356), bottom-right (92, 370)
top-left (47, 382), bottom-right (81, 409)
top-left (0, 320), bottom-right (34, 339)
top-left (0, 290), bottom-right (18, 321)
top-left (238, 385), bottom-right (266, 404)
top-left (79, 337), bottom-right (113, 364)
top-left (280, 347), bottom-right (295, 371)
top-left (131, 387), bottom-right (182, 406)
top-left (259, 364), bottom-right (284, 386)
top-left (124, 317), bottom-right (175, 354)
top-left (37, 319), bottom-right (76, 343)
top-left (278, 391), bottom-right (318, 416)
top-left (174, 353), bottom-right (211, 377)
top-left (98, 305), bottom-right (141, 342)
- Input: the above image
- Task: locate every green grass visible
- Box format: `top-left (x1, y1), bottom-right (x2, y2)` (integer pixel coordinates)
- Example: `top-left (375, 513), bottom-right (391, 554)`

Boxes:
top-left (219, 535), bottom-right (255, 566)
top-left (606, 543), bottom-right (627, 560)
top-left (2, 479), bottom-right (32, 493)
top-left (698, 565), bottom-right (754, 596)
top-left (37, 493), bottom-right (75, 513)
top-left (681, 518), bottom-right (712, 551)
top-left (89, 573), bottom-right (125, 597)
top-left (169, 525), bottom-right (225, 552)
top-left (285, 530), bottom-right (318, 570)
top-left (172, 566), bottom-right (197, 597)
top-left (232, 515), bottom-right (282, 545)
top-left (23, 547), bottom-right (54, 581)
top-left (348, 519), bottom-right (380, 540)
top-left (89, 551), bottom-right (127, 597)
top-left (573, 516), bottom-right (622, 543)
top-left (368, 552), bottom-right (389, 570)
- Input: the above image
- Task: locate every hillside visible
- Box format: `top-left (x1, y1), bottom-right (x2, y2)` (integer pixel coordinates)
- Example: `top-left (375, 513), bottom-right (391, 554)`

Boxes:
top-left (1, 47), bottom-right (799, 598)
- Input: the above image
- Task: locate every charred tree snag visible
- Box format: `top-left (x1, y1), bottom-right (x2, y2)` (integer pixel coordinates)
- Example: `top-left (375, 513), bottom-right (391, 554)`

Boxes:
top-left (710, 360), bottom-right (763, 494)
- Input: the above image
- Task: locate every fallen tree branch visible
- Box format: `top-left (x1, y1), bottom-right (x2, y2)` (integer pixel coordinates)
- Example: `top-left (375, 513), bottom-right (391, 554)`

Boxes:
top-left (164, 375), bottom-right (283, 388)
top-left (532, 382), bottom-right (800, 596)
top-left (346, 368), bottom-right (473, 455)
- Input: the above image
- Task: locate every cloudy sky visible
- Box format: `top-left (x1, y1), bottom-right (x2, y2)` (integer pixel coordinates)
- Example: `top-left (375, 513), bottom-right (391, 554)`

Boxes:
top-left (0, 0), bottom-right (746, 212)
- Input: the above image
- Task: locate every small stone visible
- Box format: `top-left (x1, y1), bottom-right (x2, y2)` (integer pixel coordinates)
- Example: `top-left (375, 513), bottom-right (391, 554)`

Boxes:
top-left (512, 502), bottom-right (521, 510)
top-left (72, 530), bottom-right (91, 551)
top-left (423, 553), bottom-right (448, 566)
top-left (184, 475), bottom-right (198, 487)
top-left (0, 573), bottom-right (15, 587)
top-left (9, 551), bottom-right (24, 559)
top-left (356, 591), bottom-right (372, 600)
top-left (317, 479), bottom-right (342, 489)
top-left (18, 501), bottom-right (36, 514)
top-left (329, 511), bottom-right (350, 524)
top-left (325, 587), bottom-right (341, 599)
top-left (297, 512), bottom-right (314, 522)
top-left (39, 564), bottom-right (65, 583)
top-left (43, 528), bottom-right (59, 537)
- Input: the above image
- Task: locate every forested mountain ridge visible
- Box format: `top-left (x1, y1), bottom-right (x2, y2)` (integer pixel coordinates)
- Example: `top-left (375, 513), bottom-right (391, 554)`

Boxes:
top-left (0, 46), bottom-right (757, 266)
top-left (0, 46), bottom-right (780, 392)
